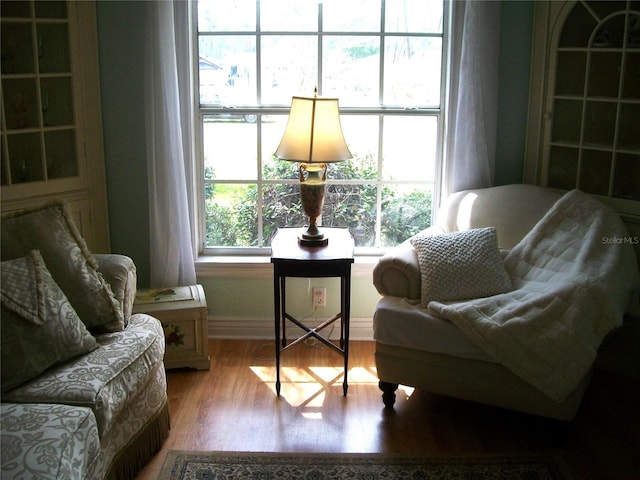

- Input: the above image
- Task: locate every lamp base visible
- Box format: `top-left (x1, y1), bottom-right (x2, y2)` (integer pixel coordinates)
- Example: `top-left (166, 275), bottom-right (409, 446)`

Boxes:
top-left (298, 227), bottom-right (329, 247)
top-left (297, 163), bottom-right (329, 247)
top-left (298, 236), bottom-right (329, 247)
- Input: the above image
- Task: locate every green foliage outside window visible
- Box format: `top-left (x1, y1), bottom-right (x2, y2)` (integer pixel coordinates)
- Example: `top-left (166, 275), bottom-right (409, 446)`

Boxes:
top-left (381, 189), bottom-right (432, 246)
top-left (205, 159), bottom-right (431, 248)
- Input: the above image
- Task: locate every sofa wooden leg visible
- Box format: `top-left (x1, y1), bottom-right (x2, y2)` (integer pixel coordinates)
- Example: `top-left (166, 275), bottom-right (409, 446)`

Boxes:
top-left (378, 381), bottom-right (399, 408)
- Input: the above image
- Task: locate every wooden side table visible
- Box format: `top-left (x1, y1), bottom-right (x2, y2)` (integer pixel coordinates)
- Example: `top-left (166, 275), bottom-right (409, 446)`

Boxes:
top-left (133, 284), bottom-right (211, 370)
top-left (271, 227), bottom-right (354, 396)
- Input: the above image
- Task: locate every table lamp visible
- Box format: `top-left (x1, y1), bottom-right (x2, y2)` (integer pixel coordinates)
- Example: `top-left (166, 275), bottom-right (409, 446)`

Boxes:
top-left (274, 89), bottom-right (352, 245)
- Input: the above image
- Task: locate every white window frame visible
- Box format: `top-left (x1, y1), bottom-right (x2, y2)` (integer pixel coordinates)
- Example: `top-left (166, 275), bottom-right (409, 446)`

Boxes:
top-left (192, 0), bottom-right (452, 258)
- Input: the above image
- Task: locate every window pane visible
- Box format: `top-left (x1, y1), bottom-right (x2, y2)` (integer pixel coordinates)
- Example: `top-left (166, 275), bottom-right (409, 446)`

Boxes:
top-left (199, 36), bottom-right (256, 105)
top-left (203, 116), bottom-right (257, 180)
top-left (338, 116), bottom-right (379, 178)
top-left (323, 36), bottom-right (380, 106)
top-left (261, 36), bottom-right (317, 104)
top-left (262, 115), bottom-right (298, 180)
top-left (548, 146), bottom-right (578, 190)
top-left (583, 101), bottom-right (616, 147)
top-left (260, 0), bottom-right (317, 31)
top-left (323, 0), bottom-right (380, 32)
top-left (383, 116), bottom-right (437, 181)
top-left (264, 159), bottom-right (299, 181)
top-left (325, 183), bottom-right (378, 247)
top-left (588, 52), bottom-right (621, 97)
top-left (623, 52), bottom-right (640, 99)
top-left (386, 0), bottom-right (443, 33)
top-left (205, 183), bottom-right (255, 246)
top-left (263, 181), bottom-right (303, 232)
top-left (613, 153), bottom-right (640, 201)
top-left (381, 185), bottom-right (433, 247)
top-left (551, 99), bottom-right (582, 143)
top-left (384, 37), bottom-right (441, 106)
top-left (580, 149), bottom-right (611, 196)
top-left (198, 0), bottom-right (256, 32)
top-left (619, 103), bottom-right (640, 150)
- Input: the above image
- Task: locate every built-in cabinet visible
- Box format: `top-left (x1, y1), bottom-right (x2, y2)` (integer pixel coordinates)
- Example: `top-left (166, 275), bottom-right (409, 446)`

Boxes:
top-left (1, 0), bottom-right (109, 252)
top-left (526, 0), bottom-right (640, 228)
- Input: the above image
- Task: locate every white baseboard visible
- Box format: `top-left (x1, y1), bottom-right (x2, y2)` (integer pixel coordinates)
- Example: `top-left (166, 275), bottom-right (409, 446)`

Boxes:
top-left (208, 316), bottom-right (374, 341)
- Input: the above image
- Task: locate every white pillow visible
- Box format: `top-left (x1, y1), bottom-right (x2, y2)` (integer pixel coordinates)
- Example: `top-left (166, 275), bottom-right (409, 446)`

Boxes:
top-left (410, 227), bottom-right (513, 307)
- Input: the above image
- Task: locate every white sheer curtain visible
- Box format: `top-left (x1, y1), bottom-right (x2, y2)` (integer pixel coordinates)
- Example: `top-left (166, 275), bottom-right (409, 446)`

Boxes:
top-left (446, 0), bottom-right (501, 194)
top-left (144, 1), bottom-right (196, 287)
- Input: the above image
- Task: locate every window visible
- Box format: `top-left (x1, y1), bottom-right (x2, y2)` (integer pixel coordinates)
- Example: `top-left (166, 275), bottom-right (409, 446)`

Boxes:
top-left (196, 0), bottom-right (447, 253)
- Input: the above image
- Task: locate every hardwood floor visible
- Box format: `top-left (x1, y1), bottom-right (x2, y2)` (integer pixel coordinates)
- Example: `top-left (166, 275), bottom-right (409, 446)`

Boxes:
top-left (135, 339), bottom-right (640, 480)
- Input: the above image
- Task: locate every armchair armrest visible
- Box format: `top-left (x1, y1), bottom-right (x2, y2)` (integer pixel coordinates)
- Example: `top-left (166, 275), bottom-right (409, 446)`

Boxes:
top-left (95, 254), bottom-right (137, 324)
top-left (373, 226), bottom-right (444, 299)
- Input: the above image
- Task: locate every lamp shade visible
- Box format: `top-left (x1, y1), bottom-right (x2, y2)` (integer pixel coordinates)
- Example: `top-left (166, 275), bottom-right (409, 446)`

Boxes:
top-left (274, 95), bottom-right (352, 163)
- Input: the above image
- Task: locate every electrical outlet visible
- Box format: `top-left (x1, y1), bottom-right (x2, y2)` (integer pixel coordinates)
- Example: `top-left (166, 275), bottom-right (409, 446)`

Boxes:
top-left (312, 287), bottom-right (326, 308)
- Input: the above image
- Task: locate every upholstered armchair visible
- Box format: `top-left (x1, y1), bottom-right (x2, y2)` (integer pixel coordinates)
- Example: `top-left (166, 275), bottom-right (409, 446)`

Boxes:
top-left (372, 184), bottom-right (639, 420)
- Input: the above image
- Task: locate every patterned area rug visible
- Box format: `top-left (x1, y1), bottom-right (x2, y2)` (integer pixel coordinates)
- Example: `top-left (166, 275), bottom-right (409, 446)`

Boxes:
top-left (159, 451), bottom-right (569, 479)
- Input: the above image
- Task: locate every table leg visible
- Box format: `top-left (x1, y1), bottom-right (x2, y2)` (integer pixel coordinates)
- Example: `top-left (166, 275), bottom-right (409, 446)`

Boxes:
top-left (281, 276), bottom-right (287, 348)
top-left (339, 309), bottom-right (344, 349)
top-left (274, 271), bottom-right (281, 396)
top-left (342, 273), bottom-right (351, 396)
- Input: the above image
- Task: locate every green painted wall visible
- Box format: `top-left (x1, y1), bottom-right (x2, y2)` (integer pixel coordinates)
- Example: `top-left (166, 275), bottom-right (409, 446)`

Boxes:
top-left (96, 1), bottom-right (534, 327)
top-left (96, 1), bottom-right (150, 285)
top-left (199, 272), bottom-right (381, 322)
top-left (495, 1), bottom-right (534, 186)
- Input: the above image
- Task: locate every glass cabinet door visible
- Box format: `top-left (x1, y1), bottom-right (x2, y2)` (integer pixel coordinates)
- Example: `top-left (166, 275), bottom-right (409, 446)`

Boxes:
top-left (547, 0), bottom-right (640, 201)
top-left (1, 0), bottom-right (78, 187)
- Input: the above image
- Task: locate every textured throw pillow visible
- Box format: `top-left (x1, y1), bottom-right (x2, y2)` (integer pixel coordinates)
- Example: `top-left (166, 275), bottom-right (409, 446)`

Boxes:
top-left (1, 250), bottom-right (99, 393)
top-left (1, 201), bottom-right (123, 332)
top-left (410, 227), bottom-right (513, 307)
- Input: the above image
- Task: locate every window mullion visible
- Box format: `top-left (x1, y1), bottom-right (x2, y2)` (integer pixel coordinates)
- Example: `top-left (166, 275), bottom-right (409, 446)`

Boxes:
top-left (376, 114), bottom-right (384, 247)
top-left (256, 0), bottom-right (262, 104)
top-left (379, 0), bottom-right (386, 106)
top-left (255, 0), bottom-right (263, 245)
top-left (317, 1), bottom-right (323, 94)
top-left (257, 116), bottom-right (264, 246)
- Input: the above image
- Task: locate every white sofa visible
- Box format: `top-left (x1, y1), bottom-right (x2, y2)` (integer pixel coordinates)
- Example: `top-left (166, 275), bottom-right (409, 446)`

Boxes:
top-left (373, 184), bottom-right (639, 420)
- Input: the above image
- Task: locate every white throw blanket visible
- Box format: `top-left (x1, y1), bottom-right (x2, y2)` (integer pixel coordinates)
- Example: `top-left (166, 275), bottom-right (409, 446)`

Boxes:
top-left (428, 190), bottom-right (640, 402)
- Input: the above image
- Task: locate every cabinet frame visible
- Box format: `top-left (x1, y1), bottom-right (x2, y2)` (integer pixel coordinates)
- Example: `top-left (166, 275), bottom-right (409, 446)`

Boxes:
top-left (1, 1), bottom-right (109, 253)
top-left (525, 1), bottom-right (639, 220)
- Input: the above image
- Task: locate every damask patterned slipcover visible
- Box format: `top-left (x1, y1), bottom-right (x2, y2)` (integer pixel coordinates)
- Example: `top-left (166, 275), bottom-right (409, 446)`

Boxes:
top-left (0, 403), bottom-right (101, 480)
top-left (1, 256), bottom-right (170, 480)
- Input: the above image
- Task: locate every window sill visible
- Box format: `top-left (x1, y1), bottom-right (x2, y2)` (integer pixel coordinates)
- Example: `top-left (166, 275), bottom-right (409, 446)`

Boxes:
top-left (195, 254), bottom-right (380, 278)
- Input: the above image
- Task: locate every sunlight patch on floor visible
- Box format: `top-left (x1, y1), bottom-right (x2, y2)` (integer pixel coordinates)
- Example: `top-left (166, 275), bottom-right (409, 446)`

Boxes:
top-left (342, 366), bottom-right (379, 383)
top-left (307, 366), bottom-right (344, 383)
top-left (282, 382), bottom-right (326, 408)
top-left (398, 385), bottom-right (415, 399)
top-left (249, 365), bottom-right (380, 410)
